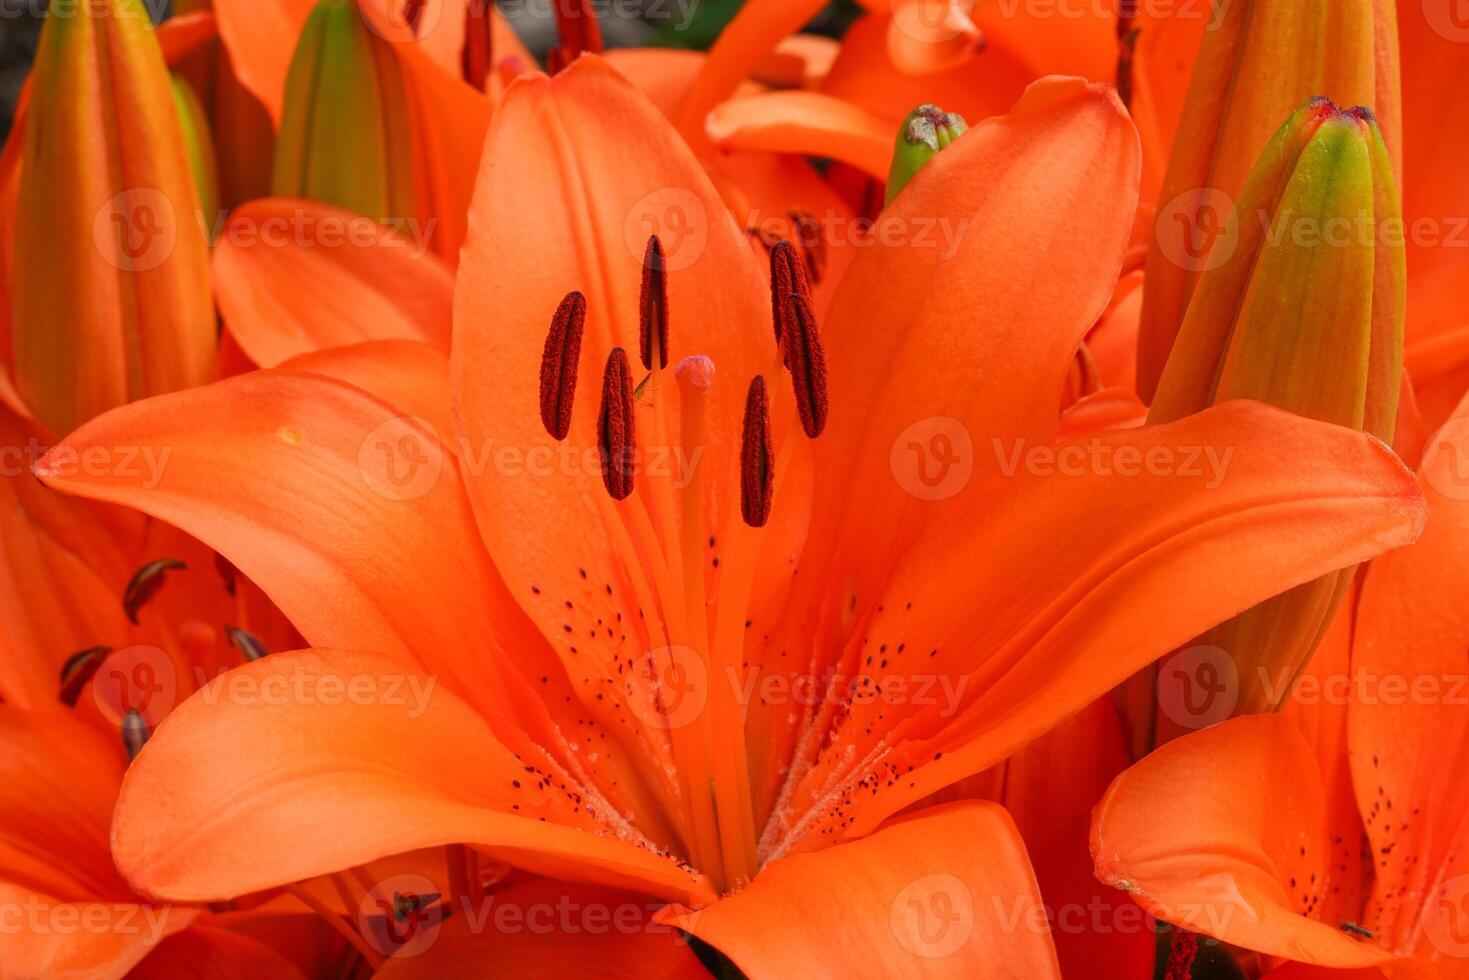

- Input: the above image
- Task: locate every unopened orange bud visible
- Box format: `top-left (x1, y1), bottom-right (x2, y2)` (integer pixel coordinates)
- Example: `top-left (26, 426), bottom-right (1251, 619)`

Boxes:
top-left (12, 0), bottom-right (215, 436)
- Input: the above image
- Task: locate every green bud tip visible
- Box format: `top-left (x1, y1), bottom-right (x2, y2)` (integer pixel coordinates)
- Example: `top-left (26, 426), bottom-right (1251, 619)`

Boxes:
top-left (886, 104), bottom-right (969, 206)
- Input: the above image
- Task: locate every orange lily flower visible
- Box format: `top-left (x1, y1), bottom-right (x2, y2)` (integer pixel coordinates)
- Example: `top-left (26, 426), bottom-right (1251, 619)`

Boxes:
top-left (690, 2), bottom-right (1203, 211)
top-left (1093, 390), bottom-right (1469, 977)
top-left (36, 59), bottom-right (1428, 975)
top-left (0, 391), bottom-right (335, 974)
top-left (0, 704), bottom-right (338, 977)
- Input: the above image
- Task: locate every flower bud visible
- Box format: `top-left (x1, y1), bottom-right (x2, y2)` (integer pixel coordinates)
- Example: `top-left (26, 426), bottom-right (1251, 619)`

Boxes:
top-left (11, 0), bottom-right (215, 436)
top-left (1151, 98), bottom-right (1405, 720)
top-left (885, 103), bottom-right (968, 205)
top-left (273, 0), bottom-right (418, 223)
top-left (1138, 0), bottom-right (1401, 401)
top-left (171, 75), bottom-right (220, 232)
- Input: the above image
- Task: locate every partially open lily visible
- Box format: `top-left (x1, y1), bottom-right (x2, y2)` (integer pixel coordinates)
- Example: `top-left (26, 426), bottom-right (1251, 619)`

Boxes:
top-left (1138, 0), bottom-right (1402, 401)
top-left (1145, 97), bottom-right (1406, 724)
top-left (33, 59), bottom-right (1430, 975)
top-left (9, 0), bottom-right (215, 437)
top-left (1094, 389), bottom-right (1469, 977)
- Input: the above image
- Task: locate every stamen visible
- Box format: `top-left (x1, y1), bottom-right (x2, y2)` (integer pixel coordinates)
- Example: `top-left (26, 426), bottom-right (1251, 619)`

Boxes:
top-left (123, 558), bottom-right (187, 624)
top-left (787, 211), bottom-right (825, 286)
top-left (539, 291), bottom-right (586, 441)
top-left (214, 552), bottom-right (237, 597)
top-left (768, 240), bottom-right (811, 352)
top-left (639, 236), bottom-right (669, 371)
top-left (740, 376), bottom-right (775, 527)
top-left (1117, 0), bottom-right (1140, 109)
top-left (122, 709), bottom-right (150, 762)
top-left (59, 646), bottom-right (112, 707)
top-left (403, 0), bottom-right (427, 34)
top-left (675, 354), bottom-right (715, 394)
top-left (598, 347), bottom-right (636, 501)
top-left (461, 0), bottom-right (493, 92)
top-left (782, 293), bottom-right (830, 439)
top-left (1163, 929), bottom-right (1199, 980)
top-left (225, 624), bottom-right (269, 662)
top-left (547, 0), bottom-right (604, 74)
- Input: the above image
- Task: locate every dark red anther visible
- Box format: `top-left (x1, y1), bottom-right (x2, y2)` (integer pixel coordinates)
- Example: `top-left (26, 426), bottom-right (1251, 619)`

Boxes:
top-left (123, 558), bottom-right (187, 625)
top-left (783, 293), bottom-right (829, 438)
top-left (59, 646), bottom-right (112, 707)
top-left (598, 348), bottom-right (636, 501)
top-left (1116, 0), bottom-right (1140, 108)
top-left (547, 0), bottom-right (603, 74)
top-left (769, 240), bottom-right (812, 354)
top-left (225, 624), bottom-right (269, 663)
top-left (214, 552), bottom-right (237, 597)
top-left (122, 709), bottom-right (150, 762)
top-left (740, 376), bottom-right (774, 527)
top-left (540, 291), bottom-right (586, 441)
top-left (1162, 929), bottom-right (1198, 980)
top-left (787, 211), bottom-right (825, 286)
top-left (461, 0), bottom-right (494, 92)
top-left (639, 235), bottom-right (669, 371)
top-left (403, 0), bottom-right (428, 34)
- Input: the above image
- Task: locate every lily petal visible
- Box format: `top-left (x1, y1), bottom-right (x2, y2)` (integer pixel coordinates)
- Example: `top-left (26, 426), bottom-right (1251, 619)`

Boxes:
top-left (0, 708), bottom-right (127, 902)
top-left (885, 0), bottom-right (983, 76)
top-left (0, 883), bottom-right (196, 980)
top-left (281, 340), bottom-right (455, 444)
top-left (453, 56), bottom-right (768, 656)
top-left (1091, 714), bottom-right (1392, 968)
top-left (0, 406), bottom-right (135, 708)
top-left (673, 801), bottom-right (1060, 978)
top-left (819, 13), bottom-right (1030, 126)
top-left (34, 369), bottom-right (547, 732)
top-left (776, 403), bottom-right (1425, 845)
top-left (213, 198), bottom-right (453, 368)
top-left (373, 880), bottom-right (708, 979)
top-left (706, 91), bottom-right (894, 179)
top-left (1351, 389), bottom-right (1469, 960)
top-left (113, 650), bottom-right (713, 906)
top-left (211, 0), bottom-right (315, 124)
top-left (806, 76), bottom-right (1140, 607)
top-left (131, 925), bottom-right (312, 980)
